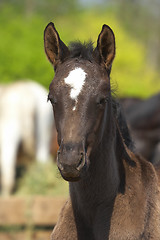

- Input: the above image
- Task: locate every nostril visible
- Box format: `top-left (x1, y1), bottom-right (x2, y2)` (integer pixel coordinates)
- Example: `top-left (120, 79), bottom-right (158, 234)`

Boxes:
top-left (58, 162), bottom-right (64, 171)
top-left (79, 152), bottom-right (84, 164)
top-left (80, 152), bottom-right (84, 159)
top-left (57, 151), bottom-right (64, 171)
top-left (76, 152), bottom-right (85, 171)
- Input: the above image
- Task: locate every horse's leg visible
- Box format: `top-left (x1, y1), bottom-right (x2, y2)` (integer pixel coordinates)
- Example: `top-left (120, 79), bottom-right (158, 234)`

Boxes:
top-left (22, 107), bottom-right (35, 158)
top-left (51, 199), bottom-right (77, 240)
top-left (35, 104), bottom-right (53, 163)
top-left (0, 121), bottom-right (19, 195)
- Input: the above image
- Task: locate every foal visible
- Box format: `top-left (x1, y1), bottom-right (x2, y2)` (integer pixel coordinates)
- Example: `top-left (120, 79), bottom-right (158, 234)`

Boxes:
top-left (44, 23), bottom-right (160, 240)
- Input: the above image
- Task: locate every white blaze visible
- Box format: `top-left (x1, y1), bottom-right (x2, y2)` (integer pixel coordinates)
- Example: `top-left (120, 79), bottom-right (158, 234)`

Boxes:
top-left (64, 67), bottom-right (87, 110)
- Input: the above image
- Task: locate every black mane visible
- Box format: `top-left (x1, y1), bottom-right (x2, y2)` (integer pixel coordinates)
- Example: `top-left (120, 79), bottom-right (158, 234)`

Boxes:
top-left (112, 98), bottom-right (134, 151)
top-left (68, 41), bottom-right (95, 62)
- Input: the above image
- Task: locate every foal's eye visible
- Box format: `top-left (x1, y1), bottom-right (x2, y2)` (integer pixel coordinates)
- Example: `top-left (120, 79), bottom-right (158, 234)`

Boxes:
top-left (47, 94), bottom-right (57, 105)
top-left (97, 97), bottom-right (107, 107)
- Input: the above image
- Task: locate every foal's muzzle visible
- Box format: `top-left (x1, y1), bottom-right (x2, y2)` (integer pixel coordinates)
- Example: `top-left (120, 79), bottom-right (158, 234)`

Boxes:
top-left (57, 142), bottom-right (87, 181)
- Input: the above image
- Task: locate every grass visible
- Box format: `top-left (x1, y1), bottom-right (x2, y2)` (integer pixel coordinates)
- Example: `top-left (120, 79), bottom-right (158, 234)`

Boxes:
top-left (15, 160), bottom-right (69, 197)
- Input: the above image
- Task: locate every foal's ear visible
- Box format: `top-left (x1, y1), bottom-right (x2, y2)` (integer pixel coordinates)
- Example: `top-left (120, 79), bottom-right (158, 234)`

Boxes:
top-left (44, 22), bottom-right (69, 68)
top-left (95, 25), bottom-right (115, 70)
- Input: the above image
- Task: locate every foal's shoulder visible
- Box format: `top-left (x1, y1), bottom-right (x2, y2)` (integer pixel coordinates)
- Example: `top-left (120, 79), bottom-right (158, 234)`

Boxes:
top-left (110, 150), bottom-right (160, 239)
top-left (125, 148), bottom-right (159, 189)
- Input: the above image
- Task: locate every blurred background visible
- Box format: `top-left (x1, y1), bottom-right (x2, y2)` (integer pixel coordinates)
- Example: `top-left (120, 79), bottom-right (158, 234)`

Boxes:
top-left (0, 0), bottom-right (160, 239)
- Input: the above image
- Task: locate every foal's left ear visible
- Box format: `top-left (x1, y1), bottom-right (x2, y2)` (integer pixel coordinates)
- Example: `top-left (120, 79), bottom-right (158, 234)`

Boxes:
top-left (95, 25), bottom-right (115, 70)
top-left (44, 22), bottom-right (69, 68)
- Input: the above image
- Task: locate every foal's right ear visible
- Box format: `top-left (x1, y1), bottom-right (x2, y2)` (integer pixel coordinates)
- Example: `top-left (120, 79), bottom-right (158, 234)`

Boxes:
top-left (44, 22), bottom-right (70, 68)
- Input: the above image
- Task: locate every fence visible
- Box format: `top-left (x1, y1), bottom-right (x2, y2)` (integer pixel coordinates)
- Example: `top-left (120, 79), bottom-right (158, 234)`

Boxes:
top-left (0, 196), bottom-right (66, 240)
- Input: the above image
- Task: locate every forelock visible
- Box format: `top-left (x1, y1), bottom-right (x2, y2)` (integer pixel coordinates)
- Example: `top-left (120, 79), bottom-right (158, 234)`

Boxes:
top-left (68, 41), bottom-right (95, 62)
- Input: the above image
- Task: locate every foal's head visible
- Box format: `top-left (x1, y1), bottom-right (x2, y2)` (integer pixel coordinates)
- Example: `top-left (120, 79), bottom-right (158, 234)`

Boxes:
top-left (44, 23), bottom-right (115, 181)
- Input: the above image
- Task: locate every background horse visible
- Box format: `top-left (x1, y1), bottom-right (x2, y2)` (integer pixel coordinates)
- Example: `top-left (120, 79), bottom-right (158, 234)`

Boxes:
top-left (44, 23), bottom-right (160, 239)
top-left (120, 94), bottom-right (160, 164)
top-left (0, 81), bottom-right (54, 195)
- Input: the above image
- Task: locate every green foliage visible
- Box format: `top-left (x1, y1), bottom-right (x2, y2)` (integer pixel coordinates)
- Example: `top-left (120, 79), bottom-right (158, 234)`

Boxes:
top-left (0, 3), bottom-right (160, 98)
top-left (0, 5), bottom-right (53, 88)
top-left (16, 161), bottom-right (68, 196)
